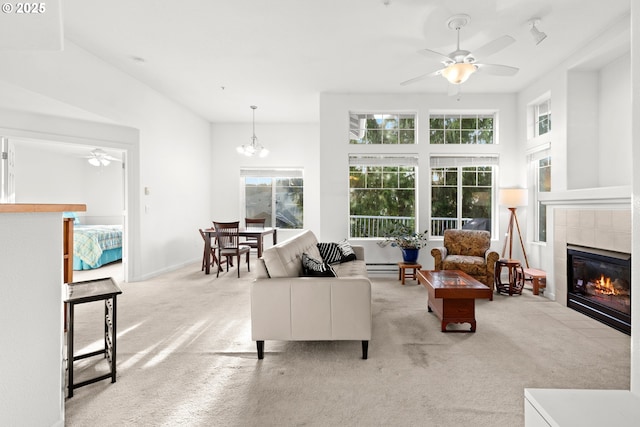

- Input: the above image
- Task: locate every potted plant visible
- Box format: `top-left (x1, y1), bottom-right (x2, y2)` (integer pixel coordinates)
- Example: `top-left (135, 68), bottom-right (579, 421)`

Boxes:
top-left (378, 222), bottom-right (429, 263)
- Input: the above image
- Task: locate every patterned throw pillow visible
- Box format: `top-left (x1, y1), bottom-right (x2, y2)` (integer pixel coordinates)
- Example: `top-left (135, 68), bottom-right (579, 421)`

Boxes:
top-left (317, 242), bottom-right (343, 265)
top-left (337, 239), bottom-right (357, 262)
top-left (301, 253), bottom-right (336, 277)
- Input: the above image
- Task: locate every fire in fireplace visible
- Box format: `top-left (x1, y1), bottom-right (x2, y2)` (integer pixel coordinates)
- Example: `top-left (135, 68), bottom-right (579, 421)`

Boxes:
top-left (567, 245), bottom-right (631, 335)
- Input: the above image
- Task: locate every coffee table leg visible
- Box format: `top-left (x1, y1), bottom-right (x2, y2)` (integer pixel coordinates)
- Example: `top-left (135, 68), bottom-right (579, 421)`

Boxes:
top-left (470, 320), bottom-right (476, 332)
top-left (441, 321), bottom-right (447, 332)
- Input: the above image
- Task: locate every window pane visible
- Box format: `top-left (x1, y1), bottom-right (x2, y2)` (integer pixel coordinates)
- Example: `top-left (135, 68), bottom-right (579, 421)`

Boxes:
top-left (430, 130), bottom-right (444, 144)
top-left (538, 201), bottom-right (547, 242)
top-left (349, 113), bottom-right (416, 144)
top-left (275, 178), bottom-right (303, 229)
top-left (245, 177), bottom-right (272, 224)
top-left (461, 117), bottom-right (477, 129)
top-left (431, 113), bottom-right (495, 144)
top-left (461, 130), bottom-right (476, 144)
top-left (477, 130), bottom-right (493, 144)
top-left (445, 129), bottom-right (459, 144)
top-left (444, 116), bottom-right (460, 129)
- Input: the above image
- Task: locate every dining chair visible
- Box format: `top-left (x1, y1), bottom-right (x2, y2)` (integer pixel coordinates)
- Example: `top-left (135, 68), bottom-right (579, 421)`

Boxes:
top-left (244, 217), bottom-right (266, 254)
top-left (199, 228), bottom-right (225, 273)
top-left (212, 221), bottom-right (251, 278)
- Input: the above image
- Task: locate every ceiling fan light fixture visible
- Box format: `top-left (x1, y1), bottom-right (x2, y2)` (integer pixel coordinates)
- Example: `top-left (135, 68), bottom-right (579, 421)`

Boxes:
top-left (88, 157), bottom-right (101, 167)
top-left (442, 62), bottom-right (477, 84)
top-left (529, 18), bottom-right (547, 45)
top-left (237, 105), bottom-right (268, 158)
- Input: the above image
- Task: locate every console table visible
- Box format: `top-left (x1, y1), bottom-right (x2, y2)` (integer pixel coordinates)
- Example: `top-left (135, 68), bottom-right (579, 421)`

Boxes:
top-left (65, 277), bottom-right (122, 398)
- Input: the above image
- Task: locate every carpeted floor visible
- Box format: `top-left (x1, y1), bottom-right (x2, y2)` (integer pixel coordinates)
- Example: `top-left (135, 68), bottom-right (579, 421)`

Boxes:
top-left (65, 261), bottom-right (630, 426)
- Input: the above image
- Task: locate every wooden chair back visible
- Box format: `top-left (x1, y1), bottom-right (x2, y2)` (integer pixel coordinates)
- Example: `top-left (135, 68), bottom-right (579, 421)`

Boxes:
top-left (213, 221), bottom-right (241, 249)
top-left (245, 217), bottom-right (266, 229)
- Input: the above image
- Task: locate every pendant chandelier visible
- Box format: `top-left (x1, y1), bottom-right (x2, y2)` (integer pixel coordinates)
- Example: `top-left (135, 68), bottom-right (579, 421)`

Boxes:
top-left (236, 105), bottom-right (269, 157)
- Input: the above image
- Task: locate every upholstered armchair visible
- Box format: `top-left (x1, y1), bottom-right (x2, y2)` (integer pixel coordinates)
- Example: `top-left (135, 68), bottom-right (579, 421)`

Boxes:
top-left (431, 229), bottom-right (500, 297)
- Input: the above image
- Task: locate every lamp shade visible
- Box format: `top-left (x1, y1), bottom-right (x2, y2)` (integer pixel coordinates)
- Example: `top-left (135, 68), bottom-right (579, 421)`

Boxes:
top-left (499, 188), bottom-right (528, 207)
top-left (441, 63), bottom-right (477, 84)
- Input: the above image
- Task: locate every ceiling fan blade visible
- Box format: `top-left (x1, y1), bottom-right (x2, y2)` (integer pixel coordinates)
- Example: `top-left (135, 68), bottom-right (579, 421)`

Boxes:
top-left (476, 63), bottom-right (519, 76)
top-left (471, 35), bottom-right (515, 61)
top-left (418, 48), bottom-right (453, 64)
top-left (400, 68), bottom-right (443, 86)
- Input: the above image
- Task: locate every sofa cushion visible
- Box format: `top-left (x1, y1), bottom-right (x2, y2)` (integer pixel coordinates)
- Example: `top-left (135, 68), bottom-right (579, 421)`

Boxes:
top-left (332, 259), bottom-right (368, 278)
top-left (443, 229), bottom-right (490, 258)
top-left (337, 239), bottom-right (357, 262)
top-left (317, 242), bottom-right (343, 264)
top-left (301, 253), bottom-right (337, 277)
top-left (443, 255), bottom-right (487, 276)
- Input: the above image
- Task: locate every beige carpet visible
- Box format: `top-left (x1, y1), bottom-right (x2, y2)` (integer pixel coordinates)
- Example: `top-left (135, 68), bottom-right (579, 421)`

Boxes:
top-left (65, 261), bottom-right (630, 426)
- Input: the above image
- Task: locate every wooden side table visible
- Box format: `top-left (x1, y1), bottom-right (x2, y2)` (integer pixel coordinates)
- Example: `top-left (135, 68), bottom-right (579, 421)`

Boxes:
top-left (65, 277), bottom-right (122, 398)
top-left (523, 268), bottom-right (546, 295)
top-left (398, 262), bottom-right (422, 285)
top-left (494, 258), bottom-right (525, 296)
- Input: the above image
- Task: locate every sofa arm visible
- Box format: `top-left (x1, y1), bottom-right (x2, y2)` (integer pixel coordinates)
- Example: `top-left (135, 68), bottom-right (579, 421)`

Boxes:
top-left (351, 245), bottom-right (365, 261)
top-left (431, 247), bottom-right (447, 270)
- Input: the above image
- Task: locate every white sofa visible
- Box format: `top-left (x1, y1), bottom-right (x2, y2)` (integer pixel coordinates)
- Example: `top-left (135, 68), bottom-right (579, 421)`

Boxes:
top-left (251, 230), bottom-right (372, 359)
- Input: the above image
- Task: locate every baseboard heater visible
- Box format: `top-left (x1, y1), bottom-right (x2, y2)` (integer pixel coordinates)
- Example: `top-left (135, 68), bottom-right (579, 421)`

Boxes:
top-left (366, 263), bottom-right (398, 274)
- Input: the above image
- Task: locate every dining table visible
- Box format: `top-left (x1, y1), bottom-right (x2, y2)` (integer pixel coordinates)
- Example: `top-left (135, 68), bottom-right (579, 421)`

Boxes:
top-left (203, 226), bottom-right (277, 275)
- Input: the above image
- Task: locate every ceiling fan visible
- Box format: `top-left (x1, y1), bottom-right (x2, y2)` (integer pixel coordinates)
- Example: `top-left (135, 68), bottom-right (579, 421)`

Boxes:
top-left (401, 14), bottom-right (519, 93)
top-left (84, 148), bottom-right (121, 167)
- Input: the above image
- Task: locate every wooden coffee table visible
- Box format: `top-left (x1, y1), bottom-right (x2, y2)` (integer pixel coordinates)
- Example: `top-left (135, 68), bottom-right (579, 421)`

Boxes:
top-left (417, 270), bottom-right (492, 332)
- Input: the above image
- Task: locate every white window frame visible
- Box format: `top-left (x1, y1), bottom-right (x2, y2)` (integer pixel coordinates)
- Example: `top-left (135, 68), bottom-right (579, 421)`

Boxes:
top-left (348, 154), bottom-right (419, 239)
top-left (348, 112), bottom-right (417, 145)
top-left (527, 145), bottom-right (551, 243)
top-left (429, 155), bottom-right (499, 239)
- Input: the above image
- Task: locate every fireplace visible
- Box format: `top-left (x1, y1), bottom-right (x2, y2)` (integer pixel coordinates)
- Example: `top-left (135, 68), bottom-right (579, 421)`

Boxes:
top-left (566, 245), bottom-right (631, 335)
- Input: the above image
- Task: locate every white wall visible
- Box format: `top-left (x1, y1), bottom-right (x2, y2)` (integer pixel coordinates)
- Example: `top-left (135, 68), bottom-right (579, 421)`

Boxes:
top-left (210, 122), bottom-right (320, 243)
top-left (13, 143), bottom-right (124, 221)
top-left (599, 53), bottom-right (632, 187)
top-left (0, 212), bottom-right (65, 426)
top-left (0, 40), bottom-right (212, 280)
top-left (319, 92), bottom-right (522, 268)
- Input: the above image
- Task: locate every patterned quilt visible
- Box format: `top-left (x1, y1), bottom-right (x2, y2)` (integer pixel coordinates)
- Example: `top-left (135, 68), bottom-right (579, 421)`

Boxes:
top-left (74, 225), bottom-right (123, 267)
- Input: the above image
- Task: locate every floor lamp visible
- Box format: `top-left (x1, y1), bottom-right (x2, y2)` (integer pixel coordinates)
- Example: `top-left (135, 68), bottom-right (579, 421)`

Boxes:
top-left (499, 188), bottom-right (529, 268)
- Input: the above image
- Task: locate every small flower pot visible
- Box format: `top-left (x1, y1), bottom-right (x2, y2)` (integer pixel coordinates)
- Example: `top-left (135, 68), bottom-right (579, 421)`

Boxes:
top-left (401, 248), bottom-right (419, 263)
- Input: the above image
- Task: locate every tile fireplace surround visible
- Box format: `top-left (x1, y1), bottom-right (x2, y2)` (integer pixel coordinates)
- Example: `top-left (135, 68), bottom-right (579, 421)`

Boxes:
top-left (553, 208), bottom-right (631, 306)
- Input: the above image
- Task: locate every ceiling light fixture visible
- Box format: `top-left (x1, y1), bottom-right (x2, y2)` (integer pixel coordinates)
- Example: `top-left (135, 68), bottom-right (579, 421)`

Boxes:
top-left (87, 148), bottom-right (112, 167)
top-left (441, 14), bottom-right (478, 85)
top-left (442, 62), bottom-right (477, 84)
top-left (528, 18), bottom-right (547, 45)
top-left (237, 105), bottom-right (268, 158)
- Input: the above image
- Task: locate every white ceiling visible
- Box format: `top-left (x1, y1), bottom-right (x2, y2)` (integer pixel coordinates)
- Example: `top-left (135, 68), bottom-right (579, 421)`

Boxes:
top-left (62, 0), bottom-right (630, 123)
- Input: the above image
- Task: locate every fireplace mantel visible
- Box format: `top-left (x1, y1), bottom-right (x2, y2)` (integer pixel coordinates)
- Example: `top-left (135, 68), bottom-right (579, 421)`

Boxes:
top-left (540, 185), bottom-right (631, 206)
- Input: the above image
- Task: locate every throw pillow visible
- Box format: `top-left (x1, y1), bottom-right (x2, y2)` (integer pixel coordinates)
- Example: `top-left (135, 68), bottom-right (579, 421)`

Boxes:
top-left (301, 253), bottom-right (336, 277)
top-left (317, 242), bottom-right (343, 265)
top-left (337, 239), bottom-right (357, 262)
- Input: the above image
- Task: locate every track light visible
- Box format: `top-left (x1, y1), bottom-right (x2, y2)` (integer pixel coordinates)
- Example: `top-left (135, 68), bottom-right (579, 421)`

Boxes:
top-left (529, 18), bottom-right (547, 45)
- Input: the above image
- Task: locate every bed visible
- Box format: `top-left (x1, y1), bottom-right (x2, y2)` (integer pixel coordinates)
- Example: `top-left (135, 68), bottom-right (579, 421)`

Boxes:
top-left (73, 224), bottom-right (123, 270)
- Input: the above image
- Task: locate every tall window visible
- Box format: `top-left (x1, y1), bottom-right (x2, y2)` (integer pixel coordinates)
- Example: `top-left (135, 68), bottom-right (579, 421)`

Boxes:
top-left (528, 150), bottom-right (551, 242)
top-left (241, 169), bottom-right (303, 229)
top-left (534, 99), bottom-right (551, 137)
top-left (349, 113), bottom-right (416, 144)
top-left (430, 156), bottom-right (498, 237)
top-left (429, 113), bottom-right (495, 144)
top-left (349, 155), bottom-right (418, 238)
